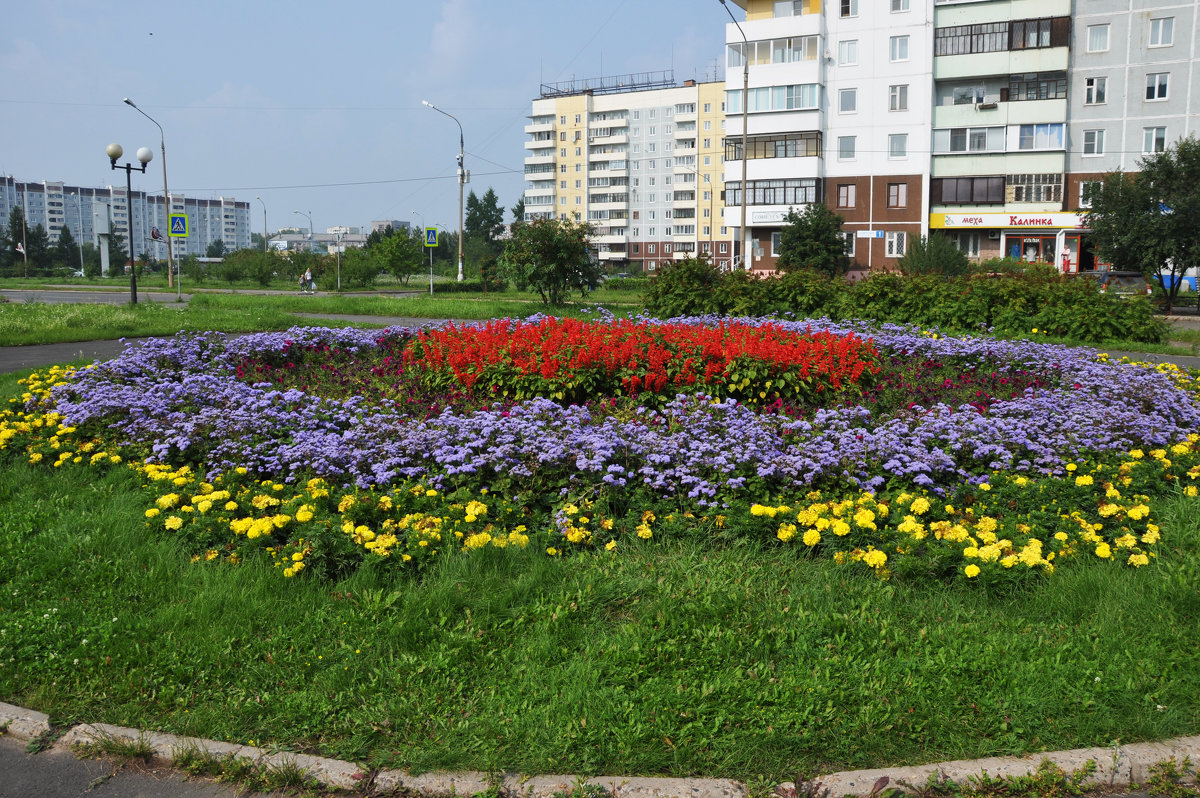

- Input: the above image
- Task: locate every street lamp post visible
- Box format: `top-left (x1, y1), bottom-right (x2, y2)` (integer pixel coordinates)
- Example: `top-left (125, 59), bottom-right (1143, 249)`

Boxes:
top-left (719, 0), bottom-right (750, 271)
top-left (256, 197), bottom-right (268, 252)
top-left (106, 142), bottom-right (153, 305)
top-left (293, 210), bottom-right (314, 245)
top-left (335, 232), bottom-right (342, 292)
top-left (422, 100), bottom-right (465, 282)
top-left (413, 211), bottom-right (435, 295)
top-left (123, 99), bottom-right (176, 295)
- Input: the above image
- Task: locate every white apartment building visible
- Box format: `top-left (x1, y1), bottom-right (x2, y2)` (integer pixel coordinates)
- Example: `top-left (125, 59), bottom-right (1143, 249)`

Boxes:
top-left (0, 176), bottom-right (252, 259)
top-left (524, 72), bottom-right (729, 273)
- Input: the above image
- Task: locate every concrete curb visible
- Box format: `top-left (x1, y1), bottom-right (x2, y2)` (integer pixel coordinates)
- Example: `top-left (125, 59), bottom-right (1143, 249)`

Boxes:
top-left (2, 701), bottom-right (1198, 797)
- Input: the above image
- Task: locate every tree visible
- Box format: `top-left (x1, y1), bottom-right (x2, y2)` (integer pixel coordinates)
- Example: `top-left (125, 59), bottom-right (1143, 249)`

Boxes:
top-left (465, 188), bottom-right (505, 250)
top-left (374, 228), bottom-right (422, 285)
top-left (106, 233), bottom-right (128, 274)
top-left (1086, 135), bottom-right (1200, 312)
top-left (206, 238), bottom-right (227, 259)
top-left (80, 243), bottom-right (103, 278)
top-left (897, 233), bottom-right (970, 276)
top-left (55, 226), bottom-right (81, 272)
top-left (510, 197), bottom-right (526, 228)
top-left (501, 217), bottom-right (601, 305)
top-left (775, 204), bottom-right (847, 277)
top-left (25, 224), bottom-right (52, 275)
top-left (3, 206), bottom-right (26, 277)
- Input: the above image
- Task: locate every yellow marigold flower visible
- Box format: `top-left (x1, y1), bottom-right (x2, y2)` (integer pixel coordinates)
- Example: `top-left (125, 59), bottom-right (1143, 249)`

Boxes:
top-left (832, 520), bottom-right (851, 537)
top-left (196, 500), bottom-right (213, 514)
top-left (1127, 504), bottom-right (1150, 520)
top-left (465, 500), bottom-right (488, 518)
top-left (28, 452), bottom-right (43, 464)
top-left (425, 489), bottom-right (438, 497)
top-left (156, 493), bottom-right (180, 509)
top-left (853, 508), bottom-right (876, 530)
top-left (464, 532), bottom-right (492, 549)
top-left (546, 547), bottom-right (559, 556)
top-left (377, 496), bottom-right (393, 511)
top-left (337, 495), bottom-right (356, 512)
top-left (1095, 542), bottom-right (1112, 559)
top-left (635, 523), bottom-right (653, 539)
top-left (164, 516), bottom-right (184, 531)
top-left (641, 510), bottom-right (656, 523)
top-left (601, 518), bottom-right (614, 530)
top-left (750, 503), bottom-right (776, 518)
top-left (1065, 463), bottom-right (1077, 473)
top-left (1098, 503), bottom-right (1121, 517)
top-left (1013, 476), bottom-right (1029, 487)
top-left (1000, 555), bottom-right (1017, 569)
top-left (964, 564), bottom-right (981, 578)
top-left (978, 483), bottom-right (992, 492)
top-left (863, 549), bottom-right (887, 569)
top-left (803, 528), bottom-right (821, 547)
top-left (909, 497), bottom-right (930, 515)
top-left (963, 546), bottom-right (979, 559)
top-left (605, 540), bottom-right (617, 552)
top-left (1115, 534), bottom-right (1138, 549)
top-left (1170, 443), bottom-right (1189, 456)
top-left (1184, 486), bottom-right (1198, 498)
top-left (145, 508), bottom-right (160, 518)
top-left (224, 501), bottom-right (238, 511)
top-left (296, 508), bottom-right (314, 523)
top-left (508, 530), bottom-right (530, 548)
top-left (975, 516), bottom-right (998, 535)
top-left (1127, 553), bottom-right (1150, 567)
top-left (776, 523), bottom-right (797, 543)
top-left (1075, 475), bottom-right (1094, 487)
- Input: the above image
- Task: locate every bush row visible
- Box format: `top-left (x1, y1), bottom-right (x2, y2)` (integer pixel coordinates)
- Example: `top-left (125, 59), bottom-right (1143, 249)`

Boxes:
top-left (642, 260), bottom-right (1168, 343)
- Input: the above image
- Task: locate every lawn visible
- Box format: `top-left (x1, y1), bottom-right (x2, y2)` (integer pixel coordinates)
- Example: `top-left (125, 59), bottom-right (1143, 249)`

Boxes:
top-left (2, 316), bottom-right (1199, 782)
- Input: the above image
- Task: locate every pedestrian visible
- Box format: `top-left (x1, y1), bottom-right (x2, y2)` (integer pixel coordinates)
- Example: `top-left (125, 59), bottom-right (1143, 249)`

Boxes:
top-left (303, 267), bottom-right (314, 294)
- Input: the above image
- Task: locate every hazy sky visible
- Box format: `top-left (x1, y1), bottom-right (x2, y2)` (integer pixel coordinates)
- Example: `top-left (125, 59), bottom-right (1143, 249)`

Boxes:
top-left (2, 1), bottom-right (730, 236)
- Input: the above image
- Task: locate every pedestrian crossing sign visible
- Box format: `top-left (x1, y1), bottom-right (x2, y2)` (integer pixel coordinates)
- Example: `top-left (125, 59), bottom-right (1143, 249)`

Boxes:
top-left (168, 213), bottom-right (188, 238)
top-left (424, 227), bottom-right (438, 248)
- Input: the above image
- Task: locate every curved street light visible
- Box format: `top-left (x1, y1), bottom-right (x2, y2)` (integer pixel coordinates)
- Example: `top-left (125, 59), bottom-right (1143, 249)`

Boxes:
top-left (292, 210), bottom-right (314, 243)
top-left (106, 142), bottom-right (153, 304)
top-left (422, 99), bottom-right (465, 282)
top-left (123, 98), bottom-right (177, 295)
top-left (256, 197), bottom-right (268, 252)
top-left (718, 0), bottom-right (750, 271)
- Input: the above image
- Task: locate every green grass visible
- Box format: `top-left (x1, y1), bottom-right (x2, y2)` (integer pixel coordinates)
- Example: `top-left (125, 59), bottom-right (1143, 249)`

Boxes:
top-left (1, 438), bottom-right (1198, 781)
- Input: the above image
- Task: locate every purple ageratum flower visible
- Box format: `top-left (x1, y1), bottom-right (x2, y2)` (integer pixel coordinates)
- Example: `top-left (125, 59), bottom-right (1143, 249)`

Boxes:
top-left (41, 320), bottom-right (1200, 500)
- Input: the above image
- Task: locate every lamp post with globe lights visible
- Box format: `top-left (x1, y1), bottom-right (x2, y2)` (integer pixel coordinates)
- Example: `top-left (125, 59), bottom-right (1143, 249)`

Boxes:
top-left (123, 98), bottom-right (176, 293)
top-left (106, 142), bottom-right (153, 304)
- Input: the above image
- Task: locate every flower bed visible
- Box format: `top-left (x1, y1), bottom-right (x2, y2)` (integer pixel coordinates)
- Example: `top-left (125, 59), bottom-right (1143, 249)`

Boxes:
top-left (5, 316), bottom-right (1199, 585)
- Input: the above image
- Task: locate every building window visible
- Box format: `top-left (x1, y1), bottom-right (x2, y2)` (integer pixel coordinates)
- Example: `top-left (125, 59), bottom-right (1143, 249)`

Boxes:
top-left (1144, 127), bottom-right (1167, 154)
top-left (1084, 77), bottom-right (1107, 105)
top-left (933, 126), bottom-right (1004, 153)
top-left (1011, 18), bottom-right (1053, 49)
top-left (1087, 24), bottom-right (1109, 52)
top-left (841, 0), bottom-right (857, 17)
top-left (648, 244), bottom-right (656, 254)
top-left (774, 0), bottom-right (815, 16)
top-left (836, 183), bottom-right (856, 208)
top-left (931, 176), bottom-right (1006, 205)
top-left (841, 232), bottom-right (855, 256)
top-left (575, 114), bottom-right (581, 124)
top-left (720, 242), bottom-right (728, 254)
top-left (1079, 181), bottom-right (1102, 209)
top-left (886, 231), bottom-right (907, 257)
top-left (839, 39), bottom-right (858, 66)
top-left (953, 232), bottom-right (980, 258)
top-left (887, 182), bottom-right (908, 207)
top-left (839, 88), bottom-right (857, 113)
top-left (1083, 129), bottom-right (1105, 155)
top-left (888, 134), bottom-right (908, 158)
top-left (1149, 17), bottom-right (1174, 47)
top-left (838, 136), bottom-right (856, 160)
top-left (890, 35), bottom-right (909, 62)
top-left (1008, 173), bottom-right (1063, 202)
top-left (560, 180), bottom-right (567, 189)
top-left (1007, 72), bottom-right (1067, 101)
top-left (1146, 73), bottom-right (1169, 101)
top-left (1018, 123), bottom-right (1065, 150)
top-left (891, 0), bottom-right (909, 11)
top-left (771, 232), bottom-right (782, 256)
top-left (889, 84), bottom-right (908, 111)
top-left (724, 178), bottom-right (820, 207)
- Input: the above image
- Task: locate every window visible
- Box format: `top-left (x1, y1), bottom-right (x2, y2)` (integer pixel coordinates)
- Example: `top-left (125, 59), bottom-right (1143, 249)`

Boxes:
top-left (931, 176), bottom-right (1006, 205)
top-left (838, 231), bottom-right (855, 257)
top-left (559, 131), bottom-right (566, 141)
top-left (1007, 72), bottom-right (1067, 101)
top-left (575, 147), bottom-right (582, 156)
top-left (838, 136), bottom-right (856, 160)
top-left (560, 148), bottom-right (566, 157)
top-left (935, 21), bottom-right (1008, 56)
top-left (1144, 126), bottom-right (1166, 154)
top-left (647, 244), bottom-right (656, 254)
top-left (933, 127), bottom-right (1004, 153)
top-left (703, 103), bottom-right (711, 112)
top-left (560, 115), bottom-right (566, 125)
top-left (890, 36), bottom-right (909, 62)
top-left (774, 0), bottom-right (814, 16)
top-left (1084, 77), bottom-right (1107, 105)
top-left (1083, 129), bottom-right (1105, 155)
top-left (575, 180), bottom-right (582, 188)
top-left (1018, 123), bottom-right (1065, 150)
top-left (887, 182), bottom-right (908, 208)
top-left (1008, 173), bottom-right (1062, 202)
top-left (724, 178), bottom-right (820, 207)
top-left (888, 134), bottom-right (908, 158)
top-left (889, 85), bottom-right (908, 111)
top-left (953, 232), bottom-right (980, 258)
top-left (891, 0), bottom-right (909, 11)
top-left (836, 184), bottom-right (856, 208)
top-left (1011, 19), bottom-right (1052, 49)
top-left (560, 180), bottom-right (567, 189)
top-left (838, 39), bottom-right (858, 66)
top-left (560, 164), bottom-right (567, 173)
top-left (886, 232), bottom-right (907, 257)
top-left (771, 232), bottom-right (782, 256)
top-left (1079, 181), bottom-right (1102, 209)
top-left (1087, 24), bottom-right (1109, 52)
top-left (1149, 17), bottom-right (1174, 47)
top-left (841, 0), bottom-right (857, 17)
top-left (839, 88), bottom-right (857, 113)
top-left (1146, 73), bottom-right (1168, 101)
top-left (575, 114), bottom-right (581, 124)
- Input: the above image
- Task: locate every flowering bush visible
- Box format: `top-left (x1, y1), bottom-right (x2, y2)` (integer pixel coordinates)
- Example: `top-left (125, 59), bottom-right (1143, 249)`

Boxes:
top-left (4, 316), bottom-right (1199, 583)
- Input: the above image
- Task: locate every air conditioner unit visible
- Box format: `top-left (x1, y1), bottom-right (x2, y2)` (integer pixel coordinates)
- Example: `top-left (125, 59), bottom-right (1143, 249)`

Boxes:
top-left (988, 230), bottom-right (1001, 240)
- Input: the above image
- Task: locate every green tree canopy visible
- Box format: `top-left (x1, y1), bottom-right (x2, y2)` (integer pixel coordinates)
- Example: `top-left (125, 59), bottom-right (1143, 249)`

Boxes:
top-left (510, 197), bottom-right (525, 227)
top-left (465, 188), bottom-right (505, 252)
top-left (206, 238), bottom-right (227, 259)
top-left (375, 228), bottom-right (423, 285)
top-left (500, 217), bottom-right (600, 305)
top-left (1086, 135), bottom-right (1200, 312)
top-left (25, 224), bottom-right (52, 275)
top-left (775, 203), bottom-right (847, 277)
top-left (54, 226), bottom-right (80, 271)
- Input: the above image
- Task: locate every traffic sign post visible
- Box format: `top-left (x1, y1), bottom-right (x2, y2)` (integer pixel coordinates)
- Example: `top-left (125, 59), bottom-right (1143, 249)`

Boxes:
top-left (424, 227), bottom-right (437, 295)
top-left (168, 213), bottom-right (188, 238)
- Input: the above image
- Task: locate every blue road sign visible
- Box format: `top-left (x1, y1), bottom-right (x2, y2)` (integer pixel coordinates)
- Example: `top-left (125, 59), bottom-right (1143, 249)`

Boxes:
top-left (168, 213), bottom-right (189, 237)
top-left (424, 227), bottom-right (438, 247)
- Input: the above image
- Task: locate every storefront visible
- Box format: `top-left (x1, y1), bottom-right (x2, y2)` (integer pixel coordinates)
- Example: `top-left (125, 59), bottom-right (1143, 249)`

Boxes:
top-left (930, 212), bottom-right (1093, 272)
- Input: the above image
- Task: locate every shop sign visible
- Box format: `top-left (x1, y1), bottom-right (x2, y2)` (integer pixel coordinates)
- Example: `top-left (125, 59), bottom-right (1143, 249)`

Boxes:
top-left (930, 213), bottom-right (1085, 229)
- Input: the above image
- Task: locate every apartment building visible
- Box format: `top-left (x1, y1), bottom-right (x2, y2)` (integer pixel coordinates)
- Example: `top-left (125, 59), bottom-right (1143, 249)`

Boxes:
top-left (722, 0), bottom-right (1200, 274)
top-left (524, 72), bottom-right (729, 273)
top-left (0, 176), bottom-right (252, 259)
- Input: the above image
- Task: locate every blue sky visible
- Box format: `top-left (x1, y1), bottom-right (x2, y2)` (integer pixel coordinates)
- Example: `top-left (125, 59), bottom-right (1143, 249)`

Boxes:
top-left (2, 0), bottom-right (729, 237)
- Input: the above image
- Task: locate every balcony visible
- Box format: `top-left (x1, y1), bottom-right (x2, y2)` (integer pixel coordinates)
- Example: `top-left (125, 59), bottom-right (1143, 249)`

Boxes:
top-left (590, 131), bottom-right (628, 146)
top-left (525, 151), bottom-right (555, 166)
top-left (589, 114), bottom-right (628, 128)
top-left (524, 120), bottom-right (555, 134)
top-left (525, 138), bottom-right (556, 150)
